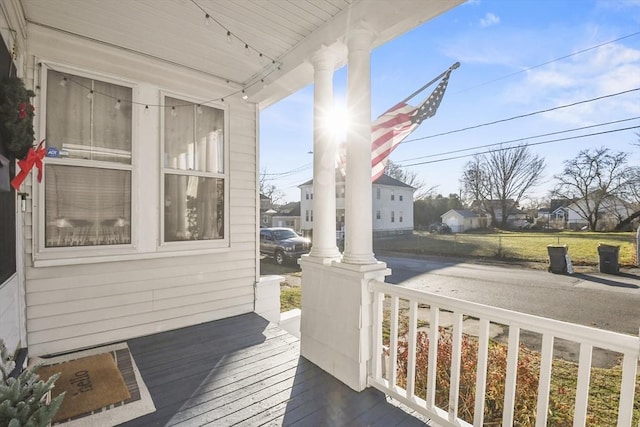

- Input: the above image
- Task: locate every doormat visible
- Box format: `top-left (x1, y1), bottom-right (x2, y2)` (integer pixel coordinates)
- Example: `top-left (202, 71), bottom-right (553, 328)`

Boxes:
top-left (34, 343), bottom-right (155, 426)
top-left (38, 352), bottom-right (130, 423)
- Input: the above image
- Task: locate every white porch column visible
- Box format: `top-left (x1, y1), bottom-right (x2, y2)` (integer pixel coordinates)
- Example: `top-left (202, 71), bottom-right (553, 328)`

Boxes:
top-left (342, 26), bottom-right (376, 265)
top-left (308, 47), bottom-right (341, 261)
top-left (300, 26), bottom-right (390, 394)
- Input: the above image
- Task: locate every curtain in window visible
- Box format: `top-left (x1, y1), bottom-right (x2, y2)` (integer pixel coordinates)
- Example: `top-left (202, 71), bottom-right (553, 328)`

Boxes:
top-left (45, 165), bottom-right (131, 247)
top-left (46, 70), bottom-right (131, 163)
top-left (164, 175), bottom-right (223, 241)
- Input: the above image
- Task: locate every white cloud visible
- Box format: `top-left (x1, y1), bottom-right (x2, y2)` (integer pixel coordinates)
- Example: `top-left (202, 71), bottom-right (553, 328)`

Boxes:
top-left (520, 42), bottom-right (640, 125)
top-left (480, 12), bottom-right (500, 28)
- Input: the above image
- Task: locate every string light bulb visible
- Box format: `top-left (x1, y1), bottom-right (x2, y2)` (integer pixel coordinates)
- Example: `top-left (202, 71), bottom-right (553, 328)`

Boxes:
top-left (196, 104), bottom-right (203, 115)
top-left (244, 44), bottom-right (250, 56)
top-left (115, 99), bottom-right (122, 110)
top-left (204, 13), bottom-right (210, 25)
top-left (226, 30), bottom-right (232, 44)
top-left (171, 106), bottom-right (177, 117)
top-left (258, 53), bottom-right (264, 64)
top-left (87, 90), bottom-right (94, 100)
top-left (144, 105), bottom-right (150, 115)
top-left (59, 76), bottom-right (68, 87)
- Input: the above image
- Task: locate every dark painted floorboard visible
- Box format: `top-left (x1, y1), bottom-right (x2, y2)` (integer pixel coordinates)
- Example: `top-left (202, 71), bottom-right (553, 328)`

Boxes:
top-left (118, 313), bottom-right (428, 427)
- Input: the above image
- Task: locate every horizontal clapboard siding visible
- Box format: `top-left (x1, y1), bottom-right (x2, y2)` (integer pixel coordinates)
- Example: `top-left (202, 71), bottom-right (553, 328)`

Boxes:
top-left (24, 27), bottom-right (259, 356)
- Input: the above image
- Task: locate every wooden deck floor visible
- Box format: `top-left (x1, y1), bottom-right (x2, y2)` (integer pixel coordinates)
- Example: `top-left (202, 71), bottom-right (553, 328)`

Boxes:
top-left (118, 313), bottom-right (429, 426)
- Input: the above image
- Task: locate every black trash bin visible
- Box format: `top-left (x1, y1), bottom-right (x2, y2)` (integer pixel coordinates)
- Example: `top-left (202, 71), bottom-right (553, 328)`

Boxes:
top-left (597, 243), bottom-right (620, 274)
top-left (547, 245), bottom-right (568, 274)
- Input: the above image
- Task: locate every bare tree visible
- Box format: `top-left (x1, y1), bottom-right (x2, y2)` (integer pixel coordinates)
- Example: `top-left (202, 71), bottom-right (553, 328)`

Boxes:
top-left (551, 147), bottom-right (631, 231)
top-left (615, 134), bottom-right (640, 230)
top-left (259, 168), bottom-right (285, 206)
top-left (384, 160), bottom-right (438, 199)
top-left (461, 145), bottom-right (545, 228)
top-left (460, 155), bottom-right (490, 203)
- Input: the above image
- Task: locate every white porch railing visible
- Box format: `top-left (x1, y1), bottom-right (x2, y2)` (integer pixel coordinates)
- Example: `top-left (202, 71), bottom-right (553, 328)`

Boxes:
top-left (368, 279), bottom-right (639, 427)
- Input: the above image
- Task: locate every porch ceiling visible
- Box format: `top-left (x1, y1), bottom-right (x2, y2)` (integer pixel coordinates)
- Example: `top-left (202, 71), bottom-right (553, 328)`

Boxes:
top-left (21, 0), bottom-right (463, 107)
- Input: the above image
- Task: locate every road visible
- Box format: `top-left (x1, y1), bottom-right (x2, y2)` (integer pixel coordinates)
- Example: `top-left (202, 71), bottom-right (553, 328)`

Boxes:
top-left (260, 254), bottom-right (640, 336)
top-left (379, 254), bottom-right (640, 336)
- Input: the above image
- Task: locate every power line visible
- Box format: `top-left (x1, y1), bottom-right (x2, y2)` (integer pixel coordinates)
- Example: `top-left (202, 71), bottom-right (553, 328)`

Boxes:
top-left (453, 31), bottom-right (640, 94)
top-left (402, 87), bottom-right (639, 144)
top-left (261, 163), bottom-right (312, 178)
top-left (397, 117), bottom-right (640, 163)
top-left (398, 125), bottom-right (640, 168)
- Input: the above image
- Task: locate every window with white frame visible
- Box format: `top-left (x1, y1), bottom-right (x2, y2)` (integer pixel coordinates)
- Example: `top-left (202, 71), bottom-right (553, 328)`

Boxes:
top-left (376, 210), bottom-right (381, 220)
top-left (399, 194), bottom-right (403, 201)
top-left (391, 190), bottom-right (395, 201)
top-left (391, 211), bottom-right (395, 222)
top-left (44, 69), bottom-right (132, 248)
top-left (399, 211), bottom-right (403, 223)
top-left (163, 96), bottom-right (225, 242)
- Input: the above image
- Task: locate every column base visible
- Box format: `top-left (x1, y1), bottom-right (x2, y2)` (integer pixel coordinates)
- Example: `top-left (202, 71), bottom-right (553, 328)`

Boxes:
top-left (299, 259), bottom-right (389, 391)
top-left (307, 247), bottom-right (342, 263)
top-left (341, 251), bottom-right (377, 265)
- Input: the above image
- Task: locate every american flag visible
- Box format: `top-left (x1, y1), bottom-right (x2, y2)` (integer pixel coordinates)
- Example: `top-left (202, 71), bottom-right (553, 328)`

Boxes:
top-left (371, 65), bottom-right (456, 181)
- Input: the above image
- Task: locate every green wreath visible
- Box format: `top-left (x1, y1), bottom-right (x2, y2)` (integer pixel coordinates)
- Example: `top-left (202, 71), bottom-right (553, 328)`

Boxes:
top-left (0, 77), bottom-right (36, 160)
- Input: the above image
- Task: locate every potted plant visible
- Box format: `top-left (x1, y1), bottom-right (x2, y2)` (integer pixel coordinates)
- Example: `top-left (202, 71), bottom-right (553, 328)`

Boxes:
top-left (0, 339), bottom-right (64, 427)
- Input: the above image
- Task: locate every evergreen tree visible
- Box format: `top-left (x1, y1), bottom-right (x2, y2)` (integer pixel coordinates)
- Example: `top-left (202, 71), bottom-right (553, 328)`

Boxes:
top-left (0, 340), bottom-right (64, 427)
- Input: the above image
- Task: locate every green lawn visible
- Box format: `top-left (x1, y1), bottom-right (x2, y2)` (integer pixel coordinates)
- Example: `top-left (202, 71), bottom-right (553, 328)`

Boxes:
top-left (374, 230), bottom-right (637, 266)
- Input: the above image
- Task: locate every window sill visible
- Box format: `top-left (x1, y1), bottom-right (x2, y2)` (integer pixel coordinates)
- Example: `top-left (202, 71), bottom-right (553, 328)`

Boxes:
top-left (33, 246), bottom-right (232, 267)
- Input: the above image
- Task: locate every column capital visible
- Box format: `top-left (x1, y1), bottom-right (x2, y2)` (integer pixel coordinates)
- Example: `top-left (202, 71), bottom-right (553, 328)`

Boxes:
top-left (346, 23), bottom-right (376, 52)
top-left (310, 45), bottom-right (337, 71)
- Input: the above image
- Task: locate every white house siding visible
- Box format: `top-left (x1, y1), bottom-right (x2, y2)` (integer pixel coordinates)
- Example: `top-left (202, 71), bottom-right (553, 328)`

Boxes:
top-left (300, 177), bottom-right (414, 238)
top-left (373, 185), bottom-right (414, 237)
top-left (22, 26), bottom-right (258, 356)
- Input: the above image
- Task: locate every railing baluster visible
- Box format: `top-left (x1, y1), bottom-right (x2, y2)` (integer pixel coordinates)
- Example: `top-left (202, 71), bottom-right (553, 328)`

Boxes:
top-left (371, 290), bottom-right (384, 382)
top-left (448, 312), bottom-right (463, 422)
top-left (366, 280), bottom-right (639, 427)
top-left (535, 334), bottom-right (554, 427)
top-left (616, 352), bottom-right (638, 427)
top-left (426, 305), bottom-right (440, 410)
top-left (474, 318), bottom-right (490, 426)
top-left (406, 300), bottom-right (418, 400)
top-left (573, 343), bottom-right (593, 426)
top-left (389, 295), bottom-right (399, 388)
top-left (502, 325), bottom-right (520, 426)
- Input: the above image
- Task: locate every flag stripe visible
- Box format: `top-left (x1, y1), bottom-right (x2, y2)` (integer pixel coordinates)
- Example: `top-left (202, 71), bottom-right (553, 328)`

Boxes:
top-left (370, 68), bottom-right (453, 181)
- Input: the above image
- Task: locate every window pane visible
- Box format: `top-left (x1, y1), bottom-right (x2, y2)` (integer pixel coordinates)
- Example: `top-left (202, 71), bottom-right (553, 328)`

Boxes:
top-left (46, 70), bottom-right (91, 155)
top-left (45, 165), bottom-right (131, 247)
top-left (164, 97), bottom-right (195, 170)
top-left (164, 175), bottom-right (224, 241)
top-left (196, 104), bottom-right (224, 173)
top-left (46, 70), bottom-right (132, 164)
top-left (92, 80), bottom-right (132, 163)
top-left (164, 98), bottom-right (224, 173)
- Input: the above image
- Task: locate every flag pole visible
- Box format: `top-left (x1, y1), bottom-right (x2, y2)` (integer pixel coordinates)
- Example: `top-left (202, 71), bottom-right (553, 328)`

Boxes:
top-left (400, 62), bottom-right (460, 104)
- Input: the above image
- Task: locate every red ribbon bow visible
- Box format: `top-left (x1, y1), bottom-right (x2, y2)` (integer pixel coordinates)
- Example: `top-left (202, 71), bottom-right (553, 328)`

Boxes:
top-left (11, 140), bottom-right (46, 190)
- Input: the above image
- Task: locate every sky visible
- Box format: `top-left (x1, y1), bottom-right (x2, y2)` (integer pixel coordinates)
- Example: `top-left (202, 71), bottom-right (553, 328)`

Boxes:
top-left (259, 0), bottom-right (640, 205)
